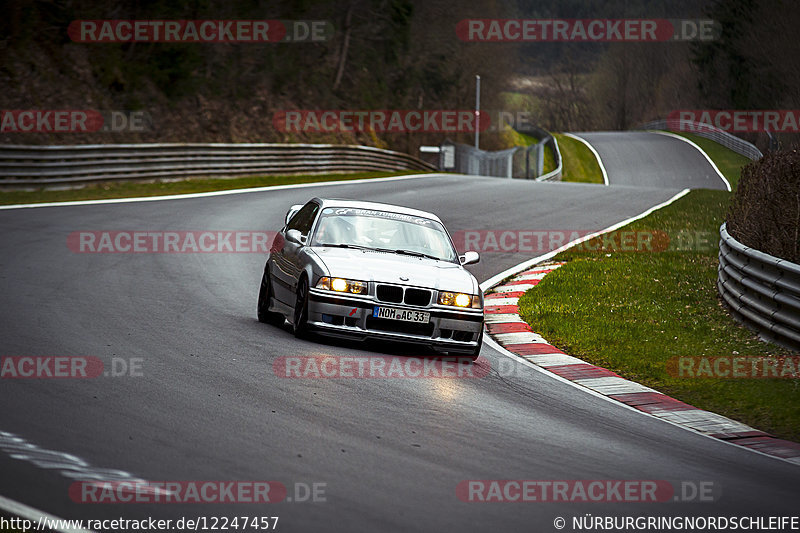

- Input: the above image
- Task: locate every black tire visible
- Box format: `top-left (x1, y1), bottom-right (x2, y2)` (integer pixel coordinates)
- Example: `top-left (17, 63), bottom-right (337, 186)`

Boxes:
top-left (293, 276), bottom-right (311, 339)
top-left (257, 268), bottom-right (284, 325)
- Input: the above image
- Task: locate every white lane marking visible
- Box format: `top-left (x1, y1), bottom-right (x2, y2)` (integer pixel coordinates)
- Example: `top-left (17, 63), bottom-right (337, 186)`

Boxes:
top-left (513, 272), bottom-right (548, 281)
top-left (0, 494), bottom-right (95, 533)
top-left (648, 130), bottom-right (732, 192)
top-left (524, 353), bottom-right (585, 366)
top-left (574, 376), bottom-right (658, 395)
top-left (494, 284), bottom-right (537, 293)
top-left (480, 188), bottom-right (691, 292)
top-left (525, 263), bottom-right (565, 273)
top-left (650, 409), bottom-right (756, 435)
top-left (0, 173), bottom-right (441, 210)
top-left (483, 297), bottom-right (520, 306)
top-left (493, 332), bottom-right (547, 344)
top-left (0, 430), bottom-right (149, 485)
top-left (484, 313), bottom-right (527, 324)
top-left (563, 132), bottom-right (610, 186)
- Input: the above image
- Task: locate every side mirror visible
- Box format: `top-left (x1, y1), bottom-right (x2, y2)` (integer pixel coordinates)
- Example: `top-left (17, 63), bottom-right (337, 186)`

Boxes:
top-left (459, 251), bottom-right (480, 265)
top-left (286, 229), bottom-right (306, 245)
top-left (285, 204), bottom-right (304, 226)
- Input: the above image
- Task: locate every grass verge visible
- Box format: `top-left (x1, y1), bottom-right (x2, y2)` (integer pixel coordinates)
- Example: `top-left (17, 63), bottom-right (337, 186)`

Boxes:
top-left (553, 133), bottom-right (604, 184)
top-left (0, 171), bottom-right (423, 206)
top-left (516, 139), bottom-right (800, 442)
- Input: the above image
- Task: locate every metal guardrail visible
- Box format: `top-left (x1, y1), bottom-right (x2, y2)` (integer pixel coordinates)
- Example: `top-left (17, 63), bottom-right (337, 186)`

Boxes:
top-left (0, 143), bottom-right (436, 186)
top-left (513, 126), bottom-right (562, 181)
top-left (532, 135), bottom-right (562, 182)
top-left (638, 119), bottom-right (763, 161)
top-left (718, 223), bottom-right (800, 351)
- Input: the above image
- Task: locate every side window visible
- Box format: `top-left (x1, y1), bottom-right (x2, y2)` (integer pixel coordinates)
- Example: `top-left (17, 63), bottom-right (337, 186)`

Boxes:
top-left (287, 202), bottom-right (319, 235)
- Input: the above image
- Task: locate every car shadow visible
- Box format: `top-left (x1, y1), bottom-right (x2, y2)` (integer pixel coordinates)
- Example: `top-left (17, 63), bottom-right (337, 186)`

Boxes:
top-left (250, 316), bottom-right (478, 362)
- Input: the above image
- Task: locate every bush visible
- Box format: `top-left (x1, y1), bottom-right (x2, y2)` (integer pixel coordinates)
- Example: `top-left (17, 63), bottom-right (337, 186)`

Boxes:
top-left (727, 149), bottom-right (800, 262)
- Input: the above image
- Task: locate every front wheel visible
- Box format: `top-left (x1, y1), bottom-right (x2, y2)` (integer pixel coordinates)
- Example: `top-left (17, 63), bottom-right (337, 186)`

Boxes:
top-left (293, 277), bottom-right (311, 339)
top-left (257, 268), bottom-right (284, 325)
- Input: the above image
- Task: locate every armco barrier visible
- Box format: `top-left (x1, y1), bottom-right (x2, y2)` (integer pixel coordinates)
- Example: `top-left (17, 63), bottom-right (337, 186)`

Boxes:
top-left (0, 143), bottom-right (436, 186)
top-left (515, 126), bottom-right (562, 181)
top-left (718, 223), bottom-right (800, 351)
top-left (638, 119), bottom-right (763, 161)
top-left (533, 135), bottom-right (562, 182)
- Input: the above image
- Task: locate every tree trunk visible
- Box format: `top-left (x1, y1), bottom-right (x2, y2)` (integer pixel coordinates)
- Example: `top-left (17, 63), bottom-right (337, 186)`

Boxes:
top-left (333, 3), bottom-right (355, 92)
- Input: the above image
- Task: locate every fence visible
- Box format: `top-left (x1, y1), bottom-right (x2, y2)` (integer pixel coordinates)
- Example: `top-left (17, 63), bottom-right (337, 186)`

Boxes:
top-left (638, 119), bottom-right (762, 161)
top-left (718, 223), bottom-right (800, 351)
top-left (439, 141), bottom-right (519, 178)
top-left (0, 143), bottom-right (436, 186)
top-left (440, 127), bottom-right (562, 180)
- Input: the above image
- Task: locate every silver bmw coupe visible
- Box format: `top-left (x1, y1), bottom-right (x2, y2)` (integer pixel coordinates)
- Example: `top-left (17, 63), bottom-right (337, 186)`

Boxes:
top-left (258, 198), bottom-right (484, 359)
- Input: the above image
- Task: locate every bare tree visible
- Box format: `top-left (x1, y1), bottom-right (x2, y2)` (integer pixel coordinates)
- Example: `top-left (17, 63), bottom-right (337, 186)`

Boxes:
top-left (333, 2), bottom-right (355, 92)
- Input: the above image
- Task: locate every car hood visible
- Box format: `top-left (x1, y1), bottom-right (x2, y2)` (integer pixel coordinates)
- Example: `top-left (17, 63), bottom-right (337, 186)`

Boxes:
top-left (311, 247), bottom-right (477, 293)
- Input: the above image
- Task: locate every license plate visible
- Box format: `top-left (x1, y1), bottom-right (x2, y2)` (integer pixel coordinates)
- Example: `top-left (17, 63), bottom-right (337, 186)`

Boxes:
top-left (373, 306), bottom-right (430, 323)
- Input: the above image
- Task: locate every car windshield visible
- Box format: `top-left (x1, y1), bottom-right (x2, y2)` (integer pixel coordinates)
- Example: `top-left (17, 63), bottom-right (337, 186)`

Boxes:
top-left (311, 207), bottom-right (457, 263)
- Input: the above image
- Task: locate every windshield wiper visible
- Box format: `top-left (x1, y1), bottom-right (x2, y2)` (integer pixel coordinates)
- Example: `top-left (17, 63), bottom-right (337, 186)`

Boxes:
top-left (316, 243), bottom-right (371, 251)
top-left (319, 244), bottom-right (442, 261)
top-left (383, 248), bottom-right (441, 261)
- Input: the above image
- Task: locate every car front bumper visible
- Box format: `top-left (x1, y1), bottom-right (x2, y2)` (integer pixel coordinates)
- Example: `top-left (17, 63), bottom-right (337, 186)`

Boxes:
top-left (307, 289), bottom-right (483, 353)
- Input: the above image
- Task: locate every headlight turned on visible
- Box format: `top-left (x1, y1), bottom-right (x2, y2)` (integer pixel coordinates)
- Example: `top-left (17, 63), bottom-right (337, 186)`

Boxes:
top-left (438, 291), bottom-right (481, 309)
top-left (316, 276), bottom-right (367, 295)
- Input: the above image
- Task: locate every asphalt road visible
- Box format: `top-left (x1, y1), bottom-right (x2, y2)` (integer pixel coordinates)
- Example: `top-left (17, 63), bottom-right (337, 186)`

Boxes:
top-left (0, 133), bottom-right (796, 532)
top-left (571, 131), bottom-right (730, 190)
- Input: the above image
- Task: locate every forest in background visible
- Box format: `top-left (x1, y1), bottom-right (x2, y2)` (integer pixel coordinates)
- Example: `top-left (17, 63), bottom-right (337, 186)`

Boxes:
top-left (1, 0), bottom-right (797, 152)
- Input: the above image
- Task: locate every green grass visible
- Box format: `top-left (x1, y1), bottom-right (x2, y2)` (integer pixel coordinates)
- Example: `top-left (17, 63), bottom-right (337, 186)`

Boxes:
top-left (542, 142), bottom-right (556, 175)
top-left (553, 133), bottom-right (604, 184)
top-left (0, 171), bottom-right (423, 206)
top-left (518, 132), bottom-right (556, 175)
top-left (504, 129), bottom-right (538, 148)
top-left (515, 139), bottom-right (800, 442)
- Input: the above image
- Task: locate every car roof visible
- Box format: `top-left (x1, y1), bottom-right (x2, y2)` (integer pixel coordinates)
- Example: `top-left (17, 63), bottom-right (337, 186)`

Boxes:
top-left (311, 197), bottom-right (443, 223)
